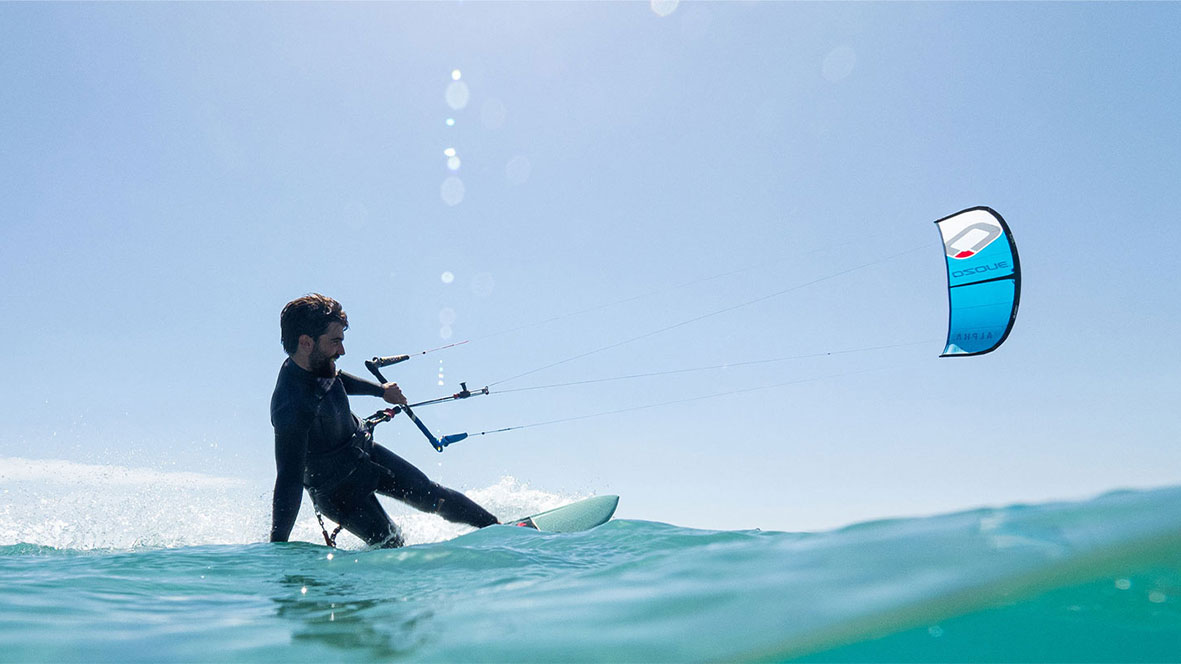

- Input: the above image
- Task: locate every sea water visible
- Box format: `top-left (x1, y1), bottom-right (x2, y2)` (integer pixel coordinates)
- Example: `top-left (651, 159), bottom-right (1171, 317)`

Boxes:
top-left (1, 462), bottom-right (1179, 662)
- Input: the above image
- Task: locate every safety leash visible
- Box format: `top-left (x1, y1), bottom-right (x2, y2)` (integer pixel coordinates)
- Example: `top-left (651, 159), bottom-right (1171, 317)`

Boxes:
top-left (313, 508), bottom-right (343, 548)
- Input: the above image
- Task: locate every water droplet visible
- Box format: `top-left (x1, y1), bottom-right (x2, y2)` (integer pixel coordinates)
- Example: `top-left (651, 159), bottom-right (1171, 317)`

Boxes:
top-left (441, 271), bottom-right (454, 284)
top-left (326, 553), bottom-right (334, 560)
top-left (440, 325), bottom-right (453, 340)
top-left (822, 46), bottom-right (857, 82)
top-left (444, 147), bottom-right (456, 157)
top-left (446, 81), bottom-right (470, 110)
top-left (440, 177), bottom-right (465, 206)
top-left (451, 69), bottom-right (462, 81)
top-left (1115, 578), bottom-right (1132, 590)
top-left (445, 118), bottom-right (455, 127)
top-left (439, 307), bottom-right (456, 325)
top-left (447, 155), bottom-right (461, 171)
top-left (300, 586), bottom-right (308, 595)
top-left (1148, 591), bottom-right (1167, 603)
top-left (651, 0), bottom-right (679, 17)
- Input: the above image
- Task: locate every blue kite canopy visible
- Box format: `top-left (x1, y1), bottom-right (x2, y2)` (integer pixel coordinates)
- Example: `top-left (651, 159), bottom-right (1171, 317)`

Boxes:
top-left (935, 207), bottom-right (1021, 357)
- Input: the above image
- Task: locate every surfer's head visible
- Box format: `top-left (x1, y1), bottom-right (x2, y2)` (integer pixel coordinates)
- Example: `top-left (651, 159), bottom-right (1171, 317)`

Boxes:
top-left (281, 294), bottom-right (349, 377)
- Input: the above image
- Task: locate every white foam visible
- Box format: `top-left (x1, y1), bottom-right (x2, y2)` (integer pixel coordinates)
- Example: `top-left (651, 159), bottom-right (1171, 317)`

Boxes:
top-left (364, 476), bottom-right (586, 549)
top-left (1, 457), bottom-right (266, 550)
top-left (0, 458), bottom-right (582, 552)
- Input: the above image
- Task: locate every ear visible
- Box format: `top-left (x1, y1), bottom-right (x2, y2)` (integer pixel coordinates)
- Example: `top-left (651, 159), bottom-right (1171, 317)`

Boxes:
top-left (298, 334), bottom-right (315, 352)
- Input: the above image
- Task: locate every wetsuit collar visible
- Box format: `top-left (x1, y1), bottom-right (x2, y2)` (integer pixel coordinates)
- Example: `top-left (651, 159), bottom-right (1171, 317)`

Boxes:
top-left (284, 357), bottom-right (338, 395)
top-left (282, 356), bottom-right (316, 382)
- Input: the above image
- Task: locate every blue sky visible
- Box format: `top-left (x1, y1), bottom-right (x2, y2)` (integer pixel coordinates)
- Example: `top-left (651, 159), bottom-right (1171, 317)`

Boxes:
top-left (2, 2), bottom-right (1179, 532)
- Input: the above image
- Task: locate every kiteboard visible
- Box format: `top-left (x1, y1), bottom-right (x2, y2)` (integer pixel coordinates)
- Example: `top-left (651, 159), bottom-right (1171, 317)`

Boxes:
top-left (505, 495), bottom-right (619, 532)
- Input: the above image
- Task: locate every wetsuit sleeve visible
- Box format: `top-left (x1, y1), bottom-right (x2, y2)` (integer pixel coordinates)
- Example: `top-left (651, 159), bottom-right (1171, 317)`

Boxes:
top-left (270, 427), bottom-right (308, 543)
top-left (339, 371), bottom-right (385, 397)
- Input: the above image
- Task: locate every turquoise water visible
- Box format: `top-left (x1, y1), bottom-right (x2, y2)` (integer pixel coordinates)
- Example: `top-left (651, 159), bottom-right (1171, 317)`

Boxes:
top-left (2, 483), bottom-right (1179, 662)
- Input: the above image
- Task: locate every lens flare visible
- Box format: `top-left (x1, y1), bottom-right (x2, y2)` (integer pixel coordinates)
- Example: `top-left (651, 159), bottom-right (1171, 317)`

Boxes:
top-left (506, 155), bottom-right (532, 185)
top-left (651, 0), bottom-right (679, 17)
top-left (446, 81), bottom-right (470, 110)
top-left (822, 46), bottom-right (857, 82)
top-left (440, 177), bottom-right (465, 206)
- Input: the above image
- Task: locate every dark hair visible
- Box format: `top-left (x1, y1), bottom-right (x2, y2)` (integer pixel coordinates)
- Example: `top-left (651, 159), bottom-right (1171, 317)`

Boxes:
top-left (280, 294), bottom-right (349, 355)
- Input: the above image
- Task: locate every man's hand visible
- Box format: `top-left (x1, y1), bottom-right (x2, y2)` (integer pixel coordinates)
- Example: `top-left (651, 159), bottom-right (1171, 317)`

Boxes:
top-left (382, 382), bottom-right (408, 406)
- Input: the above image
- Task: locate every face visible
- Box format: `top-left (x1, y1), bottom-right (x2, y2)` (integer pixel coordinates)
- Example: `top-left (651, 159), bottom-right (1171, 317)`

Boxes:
top-left (306, 322), bottom-right (346, 378)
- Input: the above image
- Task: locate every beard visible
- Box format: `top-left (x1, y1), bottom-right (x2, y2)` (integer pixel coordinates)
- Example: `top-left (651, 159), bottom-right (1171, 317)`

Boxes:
top-left (307, 345), bottom-right (338, 378)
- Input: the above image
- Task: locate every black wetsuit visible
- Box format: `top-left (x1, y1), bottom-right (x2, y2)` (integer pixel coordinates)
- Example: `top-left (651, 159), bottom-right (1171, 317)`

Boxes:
top-left (269, 358), bottom-right (497, 547)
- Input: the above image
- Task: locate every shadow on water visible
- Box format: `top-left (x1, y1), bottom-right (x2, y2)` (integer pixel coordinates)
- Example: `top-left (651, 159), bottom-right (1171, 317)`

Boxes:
top-left (272, 572), bottom-right (435, 659)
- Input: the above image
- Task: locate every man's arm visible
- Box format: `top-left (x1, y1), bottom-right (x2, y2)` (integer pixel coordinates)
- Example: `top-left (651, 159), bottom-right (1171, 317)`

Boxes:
top-left (340, 371), bottom-right (407, 406)
top-left (339, 371), bottom-right (384, 397)
top-left (270, 428), bottom-right (309, 543)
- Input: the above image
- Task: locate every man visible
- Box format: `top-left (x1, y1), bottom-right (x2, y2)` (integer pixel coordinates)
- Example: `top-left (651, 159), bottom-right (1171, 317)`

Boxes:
top-left (269, 293), bottom-right (499, 548)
